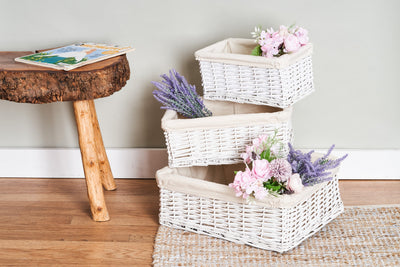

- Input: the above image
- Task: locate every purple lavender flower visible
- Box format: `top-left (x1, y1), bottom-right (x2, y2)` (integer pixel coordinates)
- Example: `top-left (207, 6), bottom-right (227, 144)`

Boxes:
top-left (152, 69), bottom-right (212, 118)
top-left (287, 143), bottom-right (348, 186)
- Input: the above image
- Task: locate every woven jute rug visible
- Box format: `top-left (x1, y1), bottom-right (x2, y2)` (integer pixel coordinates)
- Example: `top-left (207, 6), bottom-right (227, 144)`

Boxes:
top-left (153, 206), bottom-right (400, 266)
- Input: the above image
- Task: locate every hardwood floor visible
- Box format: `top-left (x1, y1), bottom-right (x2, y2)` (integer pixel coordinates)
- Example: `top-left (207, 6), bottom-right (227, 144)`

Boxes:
top-left (0, 178), bottom-right (398, 266)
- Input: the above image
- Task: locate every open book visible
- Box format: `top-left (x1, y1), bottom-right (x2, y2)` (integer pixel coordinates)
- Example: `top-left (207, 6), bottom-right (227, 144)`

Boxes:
top-left (15, 43), bottom-right (134, 71)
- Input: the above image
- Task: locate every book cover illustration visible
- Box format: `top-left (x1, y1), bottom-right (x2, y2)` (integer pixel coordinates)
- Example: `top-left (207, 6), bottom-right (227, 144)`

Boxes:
top-left (15, 43), bottom-right (134, 71)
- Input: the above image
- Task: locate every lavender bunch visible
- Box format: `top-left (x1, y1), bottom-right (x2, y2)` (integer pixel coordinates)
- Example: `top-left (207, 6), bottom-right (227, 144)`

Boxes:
top-left (287, 143), bottom-right (348, 186)
top-left (152, 69), bottom-right (212, 118)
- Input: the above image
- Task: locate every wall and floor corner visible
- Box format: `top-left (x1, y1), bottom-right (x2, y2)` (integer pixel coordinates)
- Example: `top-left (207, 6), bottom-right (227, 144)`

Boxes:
top-left (0, 148), bottom-right (398, 180)
top-left (0, 0), bottom-right (399, 179)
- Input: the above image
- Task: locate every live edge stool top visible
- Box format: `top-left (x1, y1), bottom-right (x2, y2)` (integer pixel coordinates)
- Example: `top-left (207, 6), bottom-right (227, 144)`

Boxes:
top-left (0, 51), bottom-right (130, 103)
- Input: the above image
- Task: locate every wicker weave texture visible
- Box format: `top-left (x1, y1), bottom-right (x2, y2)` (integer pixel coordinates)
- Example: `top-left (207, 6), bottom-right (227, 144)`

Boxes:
top-left (159, 178), bottom-right (343, 253)
top-left (198, 56), bottom-right (314, 108)
top-left (165, 123), bottom-right (292, 168)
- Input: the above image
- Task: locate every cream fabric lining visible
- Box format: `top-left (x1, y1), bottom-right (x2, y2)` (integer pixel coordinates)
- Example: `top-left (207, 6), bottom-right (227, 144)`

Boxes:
top-left (156, 156), bottom-right (339, 209)
top-left (195, 38), bottom-right (313, 69)
top-left (161, 100), bottom-right (292, 131)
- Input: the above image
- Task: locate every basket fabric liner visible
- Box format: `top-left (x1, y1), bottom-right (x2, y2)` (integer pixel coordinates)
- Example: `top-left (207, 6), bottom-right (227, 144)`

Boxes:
top-left (156, 154), bottom-right (339, 209)
top-left (162, 100), bottom-right (292, 131)
top-left (195, 38), bottom-right (313, 69)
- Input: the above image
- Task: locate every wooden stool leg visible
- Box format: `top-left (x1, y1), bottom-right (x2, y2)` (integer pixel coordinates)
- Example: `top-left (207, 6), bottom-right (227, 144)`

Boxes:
top-left (88, 100), bottom-right (116, 191)
top-left (73, 100), bottom-right (110, 222)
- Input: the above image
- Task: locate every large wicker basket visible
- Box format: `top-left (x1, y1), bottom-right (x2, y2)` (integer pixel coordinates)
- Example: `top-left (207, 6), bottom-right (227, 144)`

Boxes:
top-left (195, 38), bottom-right (314, 108)
top-left (162, 100), bottom-right (292, 168)
top-left (156, 159), bottom-right (344, 253)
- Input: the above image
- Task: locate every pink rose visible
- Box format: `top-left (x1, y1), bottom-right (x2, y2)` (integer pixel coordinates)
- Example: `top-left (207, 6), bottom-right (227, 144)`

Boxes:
top-left (294, 27), bottom-right (309, 45)
top-left (283, 34), bottom-right (301, 53)
top-left (252, 159), bottom-right (271, 180)
top-left (287, 173), bottom-right (304, 193)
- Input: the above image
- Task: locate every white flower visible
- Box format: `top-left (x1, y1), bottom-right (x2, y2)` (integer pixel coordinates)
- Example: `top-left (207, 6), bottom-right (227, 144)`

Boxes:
top-left (287, 173), bottom-right (304, 193)
top-left (251, 26), bottom-right (262, 40)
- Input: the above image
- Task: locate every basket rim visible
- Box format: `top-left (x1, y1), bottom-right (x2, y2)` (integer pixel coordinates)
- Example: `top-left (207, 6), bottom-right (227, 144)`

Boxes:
top-left (195, 38), bottom-right (313, 69)
top-left (161, 99), bottom-right (292, 131)
top-left (156, 153), bottom-right (340, 209)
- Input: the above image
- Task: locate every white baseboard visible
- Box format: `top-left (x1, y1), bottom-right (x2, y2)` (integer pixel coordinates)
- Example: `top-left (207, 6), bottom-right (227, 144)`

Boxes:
top-left (313, 149), bottom-right (400, 180)
top-left (0, 148), bottom-right (167, 179)
top-left (0, 148), bottom-right (398, 179)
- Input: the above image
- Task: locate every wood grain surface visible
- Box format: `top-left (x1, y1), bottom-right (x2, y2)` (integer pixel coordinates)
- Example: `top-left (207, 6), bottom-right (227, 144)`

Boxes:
top-left (88, 100), bottom-right (116, 191)
top-left (0, 51), bottom-right (130, 103)
top-left (73, 100), bottom-right (110, 222)
top-left (0, 178), bottom-right (398, 266)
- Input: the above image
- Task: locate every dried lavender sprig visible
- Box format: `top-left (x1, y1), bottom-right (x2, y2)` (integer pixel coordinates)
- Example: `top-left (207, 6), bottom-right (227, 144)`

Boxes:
top-left (153, 70), bottom-right (206, 117)
top-left (287, 143), bottom-right (348, 186)
top-left (152, 69), bottom-right (212, 118)
top-left (153, 73), bottom-right (201, 117)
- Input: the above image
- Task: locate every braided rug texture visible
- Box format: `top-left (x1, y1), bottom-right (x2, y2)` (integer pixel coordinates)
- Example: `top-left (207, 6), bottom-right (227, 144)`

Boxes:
top-left (153, 206), bottom-right (400, 266)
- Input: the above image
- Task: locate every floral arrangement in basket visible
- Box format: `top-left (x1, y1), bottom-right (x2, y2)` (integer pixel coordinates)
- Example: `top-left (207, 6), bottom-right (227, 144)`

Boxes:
top-left (251, 24), bottom-right (309, 58)
top-left (229, 132), bottom-right (347, 199)
top-left (152, 69), bottom-right (212, 118)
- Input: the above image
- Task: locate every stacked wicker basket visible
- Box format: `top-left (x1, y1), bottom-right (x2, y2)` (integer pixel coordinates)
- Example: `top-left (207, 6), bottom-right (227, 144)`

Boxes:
top-left (156, 38), bottom-right (344, 253)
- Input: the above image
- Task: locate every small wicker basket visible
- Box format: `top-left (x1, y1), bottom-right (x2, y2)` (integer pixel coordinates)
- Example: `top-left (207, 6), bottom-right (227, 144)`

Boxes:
top-left (195, 38), bottom-right (314, 108)
top-left (156, 159), bottom-right (344, 253)
top-left (162, 100), bottom-right (293, 168)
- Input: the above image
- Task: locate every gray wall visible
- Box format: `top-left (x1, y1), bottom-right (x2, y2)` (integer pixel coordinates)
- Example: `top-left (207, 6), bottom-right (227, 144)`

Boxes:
top-left (0, 0), bottom-right (399, 149)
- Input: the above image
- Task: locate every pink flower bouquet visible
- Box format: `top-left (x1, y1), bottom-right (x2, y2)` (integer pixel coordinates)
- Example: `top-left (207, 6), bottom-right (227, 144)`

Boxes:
top-left (251, 25), bottom-right (309, 58)
top-left (229, 132), bottom-right (347, 200)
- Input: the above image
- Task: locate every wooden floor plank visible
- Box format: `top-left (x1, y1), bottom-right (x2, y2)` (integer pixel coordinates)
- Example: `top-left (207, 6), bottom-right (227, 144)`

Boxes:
top-left (0, 240), bottom-right (152, 266)
top-left (0, 225), bottom-right (156, 242)
top-left (0, 178), bottom-right (398, 266)
top-left (339, 180), bottom-right (400, 206)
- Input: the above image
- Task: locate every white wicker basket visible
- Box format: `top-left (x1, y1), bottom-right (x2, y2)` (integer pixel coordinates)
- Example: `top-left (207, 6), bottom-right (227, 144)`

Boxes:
top-left (156, 159), bottom-right (344, 253)
top-left (195, 38), bottom-right (314, 108)
top-left (162, 100), bottom-right (293, 168)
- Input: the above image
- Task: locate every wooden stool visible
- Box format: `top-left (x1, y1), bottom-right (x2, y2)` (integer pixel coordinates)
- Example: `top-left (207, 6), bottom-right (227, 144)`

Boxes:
top-left (0, 51), bottom-right (130, 221)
